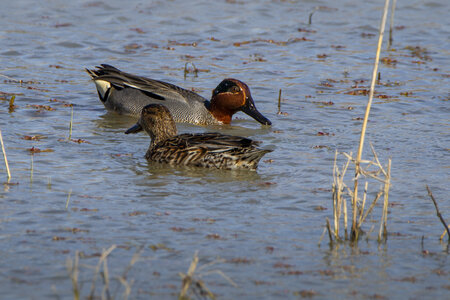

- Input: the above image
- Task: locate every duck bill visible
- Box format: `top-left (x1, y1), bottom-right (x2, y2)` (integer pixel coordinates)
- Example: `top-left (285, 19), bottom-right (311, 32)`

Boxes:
top-left (125, 123), bottom-right (143, 134)
top-left (241, 97), bottom-right (272, 125)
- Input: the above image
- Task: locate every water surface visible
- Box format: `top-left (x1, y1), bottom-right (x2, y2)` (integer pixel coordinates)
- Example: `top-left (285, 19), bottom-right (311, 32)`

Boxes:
top-left (0, 0), bottom-right (449, 299)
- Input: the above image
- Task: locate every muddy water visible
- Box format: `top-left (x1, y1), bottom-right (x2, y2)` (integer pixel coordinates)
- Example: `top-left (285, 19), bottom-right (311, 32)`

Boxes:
top-left (0, 0), bottom-right (449, 299)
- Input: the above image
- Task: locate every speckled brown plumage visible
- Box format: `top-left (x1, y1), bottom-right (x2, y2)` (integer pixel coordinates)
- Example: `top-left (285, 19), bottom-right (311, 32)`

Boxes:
top-left (125, 104), bottom-right (272, 170)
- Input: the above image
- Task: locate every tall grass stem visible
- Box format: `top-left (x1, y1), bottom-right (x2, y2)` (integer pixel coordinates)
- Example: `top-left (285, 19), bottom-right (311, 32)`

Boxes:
top-left (388, 0), bottom-right (397, 48)
top-left (353, 0), bottom-right (391, 238)
top-left (69, 105), bottom-right (73, 140)
top-left (0, 130), bottom-right (11, 181)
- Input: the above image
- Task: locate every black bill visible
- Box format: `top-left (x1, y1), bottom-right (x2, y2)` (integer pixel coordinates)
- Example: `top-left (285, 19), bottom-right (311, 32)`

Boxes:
top-left (241, 97), bottom-right (272, 126)
top-left (125, 123), bottom-right (143, 134)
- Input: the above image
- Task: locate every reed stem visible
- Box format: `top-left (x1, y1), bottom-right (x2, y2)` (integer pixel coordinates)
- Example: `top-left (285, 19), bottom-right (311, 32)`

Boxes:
top-left (89, 245), bottom-right (116, 300)
top-left (352, 0), bottom-right (390, 239)
top-left (426, 185), bottom-right (450, 241)
top-left (179, 251), bottom-right (199, 299)
top-left (69, 105), bottom-right (73, 140)
top-left (326, 217), bottom-right (333, 243)
top-left (30, 154), bottom-right (33, 184)
top-left (0, 129), bottom-right (11, 181)
top-left (277, 89), bottom-right (282, 114)
top-left (378, 158), bottom-right (391, 242)
top-left (67, 251), bottom-right (80, 300)
top-left (388, 0), bottom-right (397, 49)
top-left (65, 189), bottom-right (72, 210)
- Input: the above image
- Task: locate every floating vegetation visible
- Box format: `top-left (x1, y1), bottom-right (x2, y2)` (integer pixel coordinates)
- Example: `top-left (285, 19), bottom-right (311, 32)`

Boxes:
top-left (405, 45), bottom-right (432, 61)
top-left (128, 211), bottom-right (147, 217)
top-left (124, 43), bottom-right (142, 51)
top-left (49, 98), bottom-right (73, 107)
top-left (361, 33), bottom-right (375, 38)
top-left (316, 131), bottom-right (334, 136)
top-left (233, 37), bottom-right (312, 47)
top-left (27, 104), bottom-right (55, 111)
top-left (1, 91), bottom-right (23, 100)
top-left (345, 89), bottom-right (371, 96)
top-left (312, 100), bottom-right (334, 106)
top-left (380, 56), bottom-right (398, 66)
top-left (206, 233), bottom-right (222, 240)
top-left (54, 23), bottom-right (72, 28)
top-left (22, 135), bottom-right (47, 140)
top-left (130, 27), bottom-right (145, 33)
top-left (149, 243), bottom-right (174, 252)
top-left (28, 146), bottom-right (54, 154)
top-left (168, 40), bottom-right (198, 47)
top-left (298, 27), bottom-right (317, 33)
top-left (243, 53), bottom-right (267, 64)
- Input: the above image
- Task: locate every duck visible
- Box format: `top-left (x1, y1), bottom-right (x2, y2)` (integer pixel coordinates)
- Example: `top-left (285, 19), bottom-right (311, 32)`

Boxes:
top-left (86, 64), bottom-right (272, 126)
top-left (125, 104), bottom-right (272, 170)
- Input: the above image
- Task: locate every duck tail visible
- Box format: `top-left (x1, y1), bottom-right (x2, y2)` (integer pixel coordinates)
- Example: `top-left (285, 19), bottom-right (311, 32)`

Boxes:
top-left (239, 149), bottom-right (273, 170)
top-left (85, 67), bottom-right (97, 79)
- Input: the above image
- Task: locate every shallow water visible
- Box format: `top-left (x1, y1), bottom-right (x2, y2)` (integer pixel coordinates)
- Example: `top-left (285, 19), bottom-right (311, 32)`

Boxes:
top-left (0, 0), bottom-right (449, 299)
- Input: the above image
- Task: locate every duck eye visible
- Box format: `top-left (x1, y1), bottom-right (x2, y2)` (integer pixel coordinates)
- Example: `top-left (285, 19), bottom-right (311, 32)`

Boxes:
top-left (230, 86), bottom-right (240, 93)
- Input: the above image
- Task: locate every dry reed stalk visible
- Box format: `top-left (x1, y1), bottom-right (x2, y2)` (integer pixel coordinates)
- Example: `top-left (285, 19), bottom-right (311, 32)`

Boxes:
top-left (388, 0), bottom-right (397, 48)
top-left (101, 254), bottom-right (111, 300)
top-left (426, 185), bottom-right (450, 241)
top-left (332, 151), bottom-right (352, 240)
top-left (0, 129), bottom-right (11, 181)
top-left (184, 62), bottom-right (198, 78)
top-left (30, 154), bottom-right (33, 184)
top-left (88, 245), bottom-right (116, 300)
top-left (118, 277), bottom-right (133, 300)
top-left (359, 181), bottom-right (369, 225)
top-left (332, 151), bottom-right (339, 237)
top-left (65, 189), bottom-right (72, 210)
top-left (113, 246), bottom-right (143, 299)
top-left (326, 217), bottom-right (333, 243)
top-left (66, 251), bottom-right (80, 300)
top-left (277, 89), bottom-right (282, 114)
top-left (359, 190), bottom-right (383, 227)
top-left (69, 105), bottom-right (73, 140)
top-left (179, 252), bottom-right (232, 299)
top-left (179, 251), bottom-right (200, 299)
top-left (378, 158), bottom-right (391, 242)
top-left (343, 189), bottom-right (348, 239)
top-left (352, 0), bottom-right (391, 240)
top-left (308, 8), bottom-right (318, 25)
top-left (318, 227), bottom-right (327, 246)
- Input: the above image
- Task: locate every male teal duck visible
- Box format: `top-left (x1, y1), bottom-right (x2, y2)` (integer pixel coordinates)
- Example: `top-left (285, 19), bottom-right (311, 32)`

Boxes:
top-left (125, 104), bottom-right (272, 170)
top-left (86, 64), bottom-right (272, 126)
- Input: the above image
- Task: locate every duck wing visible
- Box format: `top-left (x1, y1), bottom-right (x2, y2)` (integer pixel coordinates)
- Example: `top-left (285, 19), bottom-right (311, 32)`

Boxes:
top-left (177, 133), bottom-right (261, 151)
top-left (87, 64), bottom-right (207, 105)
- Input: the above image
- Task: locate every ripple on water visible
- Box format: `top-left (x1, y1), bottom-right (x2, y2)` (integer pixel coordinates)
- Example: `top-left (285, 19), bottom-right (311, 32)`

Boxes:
top-left (0, 0), bottom-right (449, 299)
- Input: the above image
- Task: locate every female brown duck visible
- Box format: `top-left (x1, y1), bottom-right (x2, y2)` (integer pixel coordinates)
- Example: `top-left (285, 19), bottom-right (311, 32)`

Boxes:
top-left (125, 104), bottom-right (272, 170)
